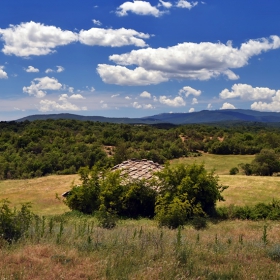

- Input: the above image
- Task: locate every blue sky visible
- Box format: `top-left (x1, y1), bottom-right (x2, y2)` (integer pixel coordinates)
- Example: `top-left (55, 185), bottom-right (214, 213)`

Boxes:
top-left (1, 0), bottom-right (280, 120)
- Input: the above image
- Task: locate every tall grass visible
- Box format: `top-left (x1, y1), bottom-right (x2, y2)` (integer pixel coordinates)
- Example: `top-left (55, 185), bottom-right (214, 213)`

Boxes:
top-left (0, 215), bottom-right (280, 279)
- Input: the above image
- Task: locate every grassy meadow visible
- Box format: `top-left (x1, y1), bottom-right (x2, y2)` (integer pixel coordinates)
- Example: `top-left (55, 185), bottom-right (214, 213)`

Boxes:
top-left (1, 153), bottom-right (280, 279)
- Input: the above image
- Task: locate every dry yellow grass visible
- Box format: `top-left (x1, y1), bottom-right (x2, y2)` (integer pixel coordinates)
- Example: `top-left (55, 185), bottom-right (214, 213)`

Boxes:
top-left (218, 175), bottom-right (280, 206)
top-left (0, 220), bottom-right (280, 279)
top-left (0, 174), bottom-right (80, 215)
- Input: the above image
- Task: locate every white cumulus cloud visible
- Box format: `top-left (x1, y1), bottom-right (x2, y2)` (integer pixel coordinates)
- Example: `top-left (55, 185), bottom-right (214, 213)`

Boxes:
top-left (39, 99), bottom-right (87, 112)
top-left (23, 76), bottom-right (62, 98)
top-left (97, 65), bottom-right (168, 86)
top-left (79, 27), bottom-right (150, 47)
top-left (116, 1), bottom-right (165, 17)
top-left (132, 101), bottom-right (142, 109)
top-left (220, 83), bottom-right (276, 101)
top-left (0, 66), bottom-right (8, 79)
top-left (140, 91), bottom-right (151, 98)
top-left (158, 0), bottom-right (172, 8)
top-left (220, 102), bottom-right (236, 109)
top-left (159, 96), bottom-right (186, 107)
top-left (92, 19), bottom-right (102, 26)
top-left (176, 0), bottom-right (198, 9)
top-left (192, 98), bottom-right (198, 104)
top-left (251, 91), bottom-right (280, 112)
top-left (0, 21), bottom-right (78, 57)
top-left (179, 86), bottom-right (201, 97)
top-left (25, 66), bottom-right (39, 73)
top-left (189, 108), bottom-right (195, 112)
top-left (98, 36), bottom-right (280, 85)
top-left (70, 94), bottom-right (85, 99)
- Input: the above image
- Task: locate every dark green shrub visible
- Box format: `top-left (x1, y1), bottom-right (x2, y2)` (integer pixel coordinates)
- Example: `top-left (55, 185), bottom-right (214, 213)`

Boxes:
top-left (229, 167), bottom-right (239, 175)
top-left (0, 200), bottom-right (34, 243)
top-left (191, 216), bottom-right (208, 230)
top-left (95, 206), bottom-right (117, 229)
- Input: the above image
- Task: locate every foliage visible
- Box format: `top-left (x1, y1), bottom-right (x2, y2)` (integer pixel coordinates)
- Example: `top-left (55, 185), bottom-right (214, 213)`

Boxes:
top-left (95, 205), bottom-right (118, 229)
top-left (2, 120), bottom-right (280, 179)
top-left (0, 200), bottom-right (34, 243)
top-left (229, 167), bottom-right (239, 175)
top-left (239, 149), bottom-right (280, 176)
top-left (155, 163), bottom-right (227, 228)
top-left (64, 166), bottom-right (157, 218)
top-left (216, 199), bottom-right (280, 220)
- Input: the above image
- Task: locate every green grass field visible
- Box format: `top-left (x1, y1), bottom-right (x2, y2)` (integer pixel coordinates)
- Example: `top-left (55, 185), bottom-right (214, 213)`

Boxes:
top-left (172, 153), bottom-right (254, 175)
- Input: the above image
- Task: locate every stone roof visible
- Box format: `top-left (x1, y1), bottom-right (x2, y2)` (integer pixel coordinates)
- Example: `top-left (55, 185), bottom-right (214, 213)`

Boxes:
top-left (111, 159), bottom-right (163, 181)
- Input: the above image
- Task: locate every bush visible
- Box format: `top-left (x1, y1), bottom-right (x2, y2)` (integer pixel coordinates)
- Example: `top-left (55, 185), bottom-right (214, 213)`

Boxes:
top-left (191, 216), bottom-right (208, 230)
top-left (0, 200), bottom-right (34, 243)
top-left (95, 206), bottom-right (117, 229)
top-left (155, 163), bottom-right (227, 228)
top-left (229, 167), bottom-right (239, 175)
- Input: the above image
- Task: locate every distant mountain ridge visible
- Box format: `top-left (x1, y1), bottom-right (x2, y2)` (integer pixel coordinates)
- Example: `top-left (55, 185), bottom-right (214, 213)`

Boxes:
top-left (15, 109), bottom-right (280, 125)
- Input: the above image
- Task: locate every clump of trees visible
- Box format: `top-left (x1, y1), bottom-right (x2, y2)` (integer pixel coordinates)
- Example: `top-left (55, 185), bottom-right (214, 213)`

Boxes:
top-left (64, 163), bottom-right (227, 228)
top-left (239, 149), bottom-right (280, 176)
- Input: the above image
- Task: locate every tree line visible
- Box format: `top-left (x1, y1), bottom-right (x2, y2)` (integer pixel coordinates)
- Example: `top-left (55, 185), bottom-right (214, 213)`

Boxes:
top-left (1, 119), bottom-right (280, 179)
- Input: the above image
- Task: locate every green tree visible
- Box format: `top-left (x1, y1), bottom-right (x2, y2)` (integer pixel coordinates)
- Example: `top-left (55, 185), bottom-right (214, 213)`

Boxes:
top-left (155, 163), bottom-right (227, 228)
top-left (251, 149), bottom-right (280, 176)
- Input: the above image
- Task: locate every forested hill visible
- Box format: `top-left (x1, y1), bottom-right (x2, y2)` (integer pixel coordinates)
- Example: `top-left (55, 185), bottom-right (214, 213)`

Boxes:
top-left (1, 119), bottom-right (280, 179)
top-left (15, 109), bottom-right (280, 124)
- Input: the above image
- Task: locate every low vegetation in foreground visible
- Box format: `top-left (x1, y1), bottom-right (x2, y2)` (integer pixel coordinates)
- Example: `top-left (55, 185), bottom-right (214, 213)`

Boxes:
top-left (0, 208), bottom-right (280, 280)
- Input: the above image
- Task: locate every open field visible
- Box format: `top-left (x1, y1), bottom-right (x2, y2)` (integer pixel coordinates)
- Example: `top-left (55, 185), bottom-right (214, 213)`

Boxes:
top-left (172, 153), bottom-right (255, 175)
top-left (0, 154), bottom-right (279, 215)
top-left (0, 174), bottom-right (80, 215)
top-left (1, 154), bottom-right (280, 279)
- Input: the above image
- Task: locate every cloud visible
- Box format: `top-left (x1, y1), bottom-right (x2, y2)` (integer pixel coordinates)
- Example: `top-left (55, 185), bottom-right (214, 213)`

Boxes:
top-left (45, 66), bottom-right (65, 73)
top-left (176, 0), bottom-right (198, 9)
top-left (98, 36), bottom-right (280, 85)
top-left (39, 99), bottom-right (87, 112)
top-left (220, 83), bottom-right (276, 101)
top-left (158, 0), bottom-right (172, 8)
top-left (23, 76), bottom-right (62, 98)
top-left (132, 101), bottom-right (142, 109)
top-left (159, 95), bottom-right (186, 107)
top-left (116, 1), bottom-right (165, 17)
top-left (70, 94), bottom-right (85, 99)
top-left (220, 102), bottom-right (236, 109)
top-left (56, 66), bottom-right (64, 73)
top-left (179, 86), bottom-right (201, 97)
top-left (97, 65), bottom-right (168, 86)
top-left (0, 66), bottom-right (8, 79)
top-left (207, 103), bottom-right (212, 109)
top-left (92, 19), bottom-right (102, 26)
top-left (45, 68), bottom-right (54, 73)
top-left (189, 108), bottom-right (195, 112)
top-left (79, 27), bottom-right (150, 47)
top-left (192, 98), bottom-right (198, 104)
top-left (111, 94), bottom-right (120, 98)
top-left (25, 66), bottom-right (39, 73)
top-left (143, 103), bottom-right (154, 109)
top-left (0, 21), bottom-right (78, 57)
top-left (125, 96), bottom-right (131, 100)
top-left (140, 91), bottom-right (151, 98)
top-left (251, 91), bottom-right (280, 112)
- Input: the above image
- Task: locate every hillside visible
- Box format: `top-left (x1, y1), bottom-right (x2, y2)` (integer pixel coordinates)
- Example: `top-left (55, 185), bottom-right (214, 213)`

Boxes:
top-left (15, 109), bottom-right (280, 124)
